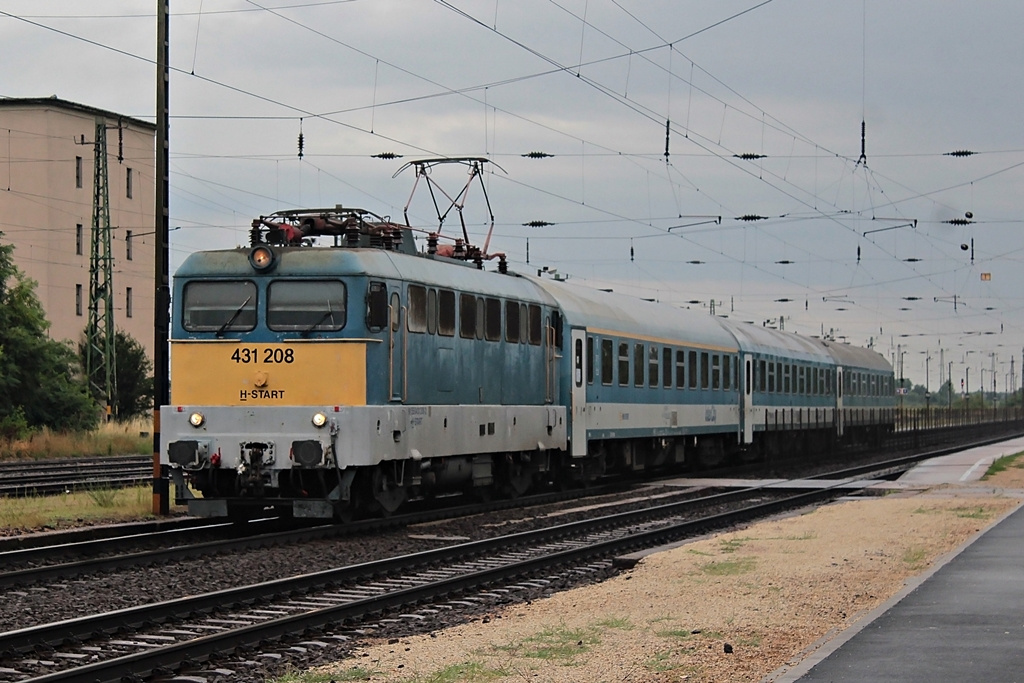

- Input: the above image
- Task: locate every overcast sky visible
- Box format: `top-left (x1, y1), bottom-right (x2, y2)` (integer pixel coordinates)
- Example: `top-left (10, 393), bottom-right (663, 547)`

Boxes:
top-left (3, 0), bottom-right (1023, 392)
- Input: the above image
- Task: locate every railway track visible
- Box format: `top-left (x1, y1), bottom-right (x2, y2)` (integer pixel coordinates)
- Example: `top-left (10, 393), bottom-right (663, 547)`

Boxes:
top-left (0, 446), bottom-right (931, 683)
top-left (0, 429), bottom-right (1020, 681)
top-left (0, 455), bottom-right (151, 497)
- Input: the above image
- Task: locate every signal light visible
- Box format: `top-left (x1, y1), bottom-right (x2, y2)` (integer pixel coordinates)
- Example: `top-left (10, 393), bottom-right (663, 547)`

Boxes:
top-left (248, 245), bottom-right (277, 272)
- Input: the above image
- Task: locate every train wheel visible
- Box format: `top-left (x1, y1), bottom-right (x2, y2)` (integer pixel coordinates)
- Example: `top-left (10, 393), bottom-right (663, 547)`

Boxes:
top-left (370, 465), bottom-right (407, 515)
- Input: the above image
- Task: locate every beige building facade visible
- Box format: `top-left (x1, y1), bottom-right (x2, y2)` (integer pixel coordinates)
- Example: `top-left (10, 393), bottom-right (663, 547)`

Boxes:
top-left (0, 97), bottom-right (156, 359)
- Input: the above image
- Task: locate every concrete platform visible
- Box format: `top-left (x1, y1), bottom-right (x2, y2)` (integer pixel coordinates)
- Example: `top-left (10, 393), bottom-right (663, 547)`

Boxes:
top-left (768, 436), bottom-right (1024, 682)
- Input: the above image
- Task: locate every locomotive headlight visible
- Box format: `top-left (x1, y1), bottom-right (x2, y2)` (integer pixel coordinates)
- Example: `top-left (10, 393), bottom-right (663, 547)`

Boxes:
top-left (188, 411), bottom-right (206, 428)
top-left (311, 412), bottom-right (328, 428)
top-left (248, 245), bottom-right (277, 272)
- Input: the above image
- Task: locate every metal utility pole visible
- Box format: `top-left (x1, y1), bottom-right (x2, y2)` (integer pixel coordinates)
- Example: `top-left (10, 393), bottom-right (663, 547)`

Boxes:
top-left (85, 120), bottom-right (117, 419)
top-left (153, 0), bottom-right (171, 514)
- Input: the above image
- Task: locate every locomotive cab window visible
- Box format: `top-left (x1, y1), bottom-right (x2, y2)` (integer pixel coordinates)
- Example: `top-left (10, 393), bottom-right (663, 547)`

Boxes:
top-left (267, 280), bottom-right (346, 332)
top-left (183, 280), bottom-right (257, 333)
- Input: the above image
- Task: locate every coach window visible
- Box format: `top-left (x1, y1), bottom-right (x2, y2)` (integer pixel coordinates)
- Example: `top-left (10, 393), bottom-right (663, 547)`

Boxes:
top-left (711, 354), bottom-right (721, 390)
top-left (505, 301), bottom-right (520, 343)
top-left (587, 336), bottom-right (595, 384)
top-left (601, 339), bottom-right (613, 385)
top-left (663, 347), bottom-right (672, 388)
top-left (798, 366), bottom-right (806, 394)
top-left (438, 289), bottom-right (456, 336)
top-left (183, 280), bottom-right (257, 333)
top-left (759, 359), bottom-right (767, 392)
top-left (485, 297), bottom-right (501, 341)
top-left (648, 346), bottom-right (659, 387)
top-left (528, 304), bottom-right (542, 345)
top-left (427, 289), bottom-right (438, 334)
top-left (688, 351), bottom-right (698, 389)
top-left (618, 342), bottom-right (630, 386)
top-left (675, 350), bottom-right (685, 388)
top-left (574, 338), bottom-right (584, 387)
top-left (268, 280), bottom-right (346, 332)
top-left (723, 355), bottom-right (731, 390)
top-left (768, 360), bottom-right (776, 393)
top-left (407, 285), bottom-right (427, 333)
top-left (459, 293), bottom-right (476, 338)
top-left (697, 352), bottom-right (707, 389)
top-left (634, 343), bottom-right (645, 387)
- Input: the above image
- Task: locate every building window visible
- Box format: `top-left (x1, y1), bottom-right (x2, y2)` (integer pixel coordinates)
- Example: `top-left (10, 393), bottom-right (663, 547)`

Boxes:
top-left (75, 156), bottom-right (83, 188)
top-left (126, 167), bottom-right (133, 198)
top-left (126, 287), bottom-right (133, 318)
top-left (76, 284), bottom-right (83, 316)
top-left (126, 230), bottom-right (133, 261)
top-left (76, 224), bottom-right (83, 255)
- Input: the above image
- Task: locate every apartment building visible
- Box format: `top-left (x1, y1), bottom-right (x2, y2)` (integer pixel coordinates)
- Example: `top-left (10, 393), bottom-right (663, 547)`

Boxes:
top-left (0, 97), bottom-right (156, 358)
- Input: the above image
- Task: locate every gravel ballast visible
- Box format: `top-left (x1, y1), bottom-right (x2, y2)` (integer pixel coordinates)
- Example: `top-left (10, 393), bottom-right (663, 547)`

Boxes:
top-left (314, 469), bottom-right (1024, 683)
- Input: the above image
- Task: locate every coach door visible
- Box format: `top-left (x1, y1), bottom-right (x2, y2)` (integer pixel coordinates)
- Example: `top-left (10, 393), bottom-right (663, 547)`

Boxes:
top-left (741, 354), bottom-right (754, 444)
top-left (570, 329), bottom-right (587, 456)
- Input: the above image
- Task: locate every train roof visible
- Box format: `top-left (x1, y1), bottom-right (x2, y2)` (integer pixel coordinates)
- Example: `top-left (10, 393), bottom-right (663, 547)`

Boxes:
top-left (818, 338), bottom-right (893, 372)
top-left (529, 277), bottom-right (739, 352)
top-left (717, 319), bottom-right (835, 364)
top-left (175, 247), bottom-right (556, 305)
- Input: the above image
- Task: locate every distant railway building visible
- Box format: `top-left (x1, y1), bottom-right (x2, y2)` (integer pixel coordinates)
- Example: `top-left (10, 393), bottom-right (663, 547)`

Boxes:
top-left (0, 96), bottom-right (156, 358)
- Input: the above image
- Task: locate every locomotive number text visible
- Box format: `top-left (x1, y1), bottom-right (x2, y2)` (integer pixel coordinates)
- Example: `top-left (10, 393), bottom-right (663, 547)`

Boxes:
top-left (230, 348), bottom-right (295, 364)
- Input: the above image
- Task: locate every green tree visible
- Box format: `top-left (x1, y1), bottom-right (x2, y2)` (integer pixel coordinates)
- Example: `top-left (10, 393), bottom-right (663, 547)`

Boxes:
top-left (0, 234), bottom-right (99, 434)
top-left (112, 329), bottom-right (154, 421)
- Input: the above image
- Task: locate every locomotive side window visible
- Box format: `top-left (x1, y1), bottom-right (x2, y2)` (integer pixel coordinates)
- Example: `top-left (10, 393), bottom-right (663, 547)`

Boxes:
top-left (485, 297), bottom-right (501, 341)
top-left (663, 347), bottom-right (672, 388)
top-left (267, 280), bottom-right (345, 332)
top-left (407, 285), bottom-right (427, 333)
top-left (390, 292), bottom-right (400, 332)
top-left (475, 298), bottom-right (485, 340)
top-left (438, 289), bottom-right (455, 336)
top-left (459, 294), bottom-right (476, 338)
top-left (427, 288), bottom-right (437, 334)
top-left (519, 304), bottom-right (529, 343)
top-left (505, 301), bottom-right (520, 343)
top-left (601, 339), bottom-right (613, 385)
top-left (366, 281), bottom-right (388, 332)
top-left (634, 343), bottom-right (645, 387)
top-left (618, 342), bottom-right (629, 386)
top-left (183, 280), bottom-right (257, 333)
top-left (528, 304), bottom-right (542, 345)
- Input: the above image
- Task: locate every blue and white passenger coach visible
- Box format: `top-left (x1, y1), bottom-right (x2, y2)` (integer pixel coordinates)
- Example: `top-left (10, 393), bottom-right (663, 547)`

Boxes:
top-left (161, 206), bottom-right (894, 520)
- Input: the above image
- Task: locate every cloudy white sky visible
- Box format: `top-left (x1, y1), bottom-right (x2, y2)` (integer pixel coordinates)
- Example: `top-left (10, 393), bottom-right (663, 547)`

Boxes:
top-left (3, 0), bottom-right (1023, 393)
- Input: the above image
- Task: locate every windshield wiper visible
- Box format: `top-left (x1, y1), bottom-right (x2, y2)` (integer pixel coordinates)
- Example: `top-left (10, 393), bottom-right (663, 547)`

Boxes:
top-left (215, 295), bottom-right (252, 337)
top-left (301, 300), bottom-right (335, 337)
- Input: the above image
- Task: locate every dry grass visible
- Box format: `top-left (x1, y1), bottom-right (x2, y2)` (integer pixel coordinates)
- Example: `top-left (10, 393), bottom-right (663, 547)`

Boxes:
top-left (0, 417), bottom-right (153, 462)
top-left (0, 485), bottom-right (159, 533)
